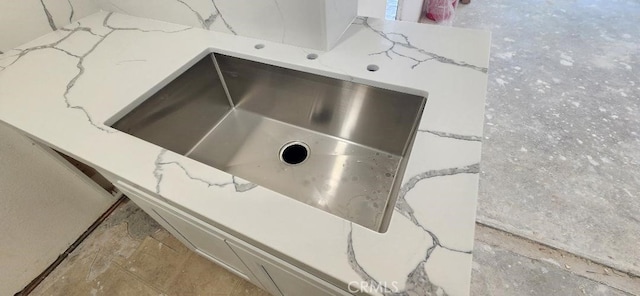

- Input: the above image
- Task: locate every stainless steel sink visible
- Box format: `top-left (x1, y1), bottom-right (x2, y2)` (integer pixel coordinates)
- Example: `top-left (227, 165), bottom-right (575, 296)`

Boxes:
top-left (110, 53), bottom-right (426, 232)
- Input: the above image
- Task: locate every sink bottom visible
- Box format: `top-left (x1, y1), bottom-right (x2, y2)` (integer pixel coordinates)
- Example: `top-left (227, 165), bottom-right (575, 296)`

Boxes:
top-left (188, 109), bottom-right (401, 230)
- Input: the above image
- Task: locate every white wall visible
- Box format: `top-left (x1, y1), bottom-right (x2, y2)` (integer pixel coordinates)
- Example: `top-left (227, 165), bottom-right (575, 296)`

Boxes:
top-left (358, 0), bottom-right (387, 18)
top-left (0, 0), bottom-right (99, 52)
top-left (397, 0), bottom-right (424, 22)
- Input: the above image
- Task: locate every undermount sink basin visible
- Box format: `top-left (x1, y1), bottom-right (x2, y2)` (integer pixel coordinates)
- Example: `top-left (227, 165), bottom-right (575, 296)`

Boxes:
top-left (109, 52), bottom-right (426, 232)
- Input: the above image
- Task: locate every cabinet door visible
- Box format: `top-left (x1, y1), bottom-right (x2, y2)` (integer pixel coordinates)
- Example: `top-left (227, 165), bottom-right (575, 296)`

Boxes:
top-left (119, 185), bottom-right (195, 250)
top-left (114, 181), bottom-right (256, 283)
top-left (227, 241), bottom-right (351, 296)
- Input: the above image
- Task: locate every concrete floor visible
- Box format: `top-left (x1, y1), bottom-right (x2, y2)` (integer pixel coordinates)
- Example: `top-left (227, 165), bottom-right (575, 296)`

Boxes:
top-left (454, 0), bottom-right (640, 276)
top-left (26, 0), bottom-right (640, 295)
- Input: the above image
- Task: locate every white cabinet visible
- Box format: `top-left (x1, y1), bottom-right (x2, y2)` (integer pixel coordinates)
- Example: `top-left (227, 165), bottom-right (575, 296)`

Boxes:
top-left (112, 179), bottom-right (352, 296)
top-left (114, 181), bottom-right (256, 283)
top-left (227, 240), bottom-right (351, 296)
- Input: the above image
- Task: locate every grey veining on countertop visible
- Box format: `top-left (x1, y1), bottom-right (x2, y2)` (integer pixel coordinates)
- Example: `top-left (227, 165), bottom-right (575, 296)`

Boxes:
top-left (2, 13), bottom-right (190, 132)
top-left (153, 148), bottom-right (258, 194)
top-left (354, 17), bottom-right (487, 72)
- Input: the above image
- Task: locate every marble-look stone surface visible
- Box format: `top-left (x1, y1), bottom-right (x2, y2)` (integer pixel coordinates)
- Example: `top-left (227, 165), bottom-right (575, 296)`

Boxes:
top-left (95, 0), bottom-right (357, 50)
top-left (0, 12), bottom-right (489, 295)
top-left (0, 0), bottom-right (99, 53)
top-left (455, 0), bottom-right (640, 276)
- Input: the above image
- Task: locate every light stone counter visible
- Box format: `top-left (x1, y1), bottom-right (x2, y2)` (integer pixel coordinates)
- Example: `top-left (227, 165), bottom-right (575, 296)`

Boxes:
top-left (0, 11), bottom-right (490, 295)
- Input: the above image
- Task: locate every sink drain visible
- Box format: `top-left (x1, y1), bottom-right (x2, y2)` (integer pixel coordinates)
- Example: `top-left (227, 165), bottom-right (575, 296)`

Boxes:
top-left (280, 141), bottom-right (309, 165)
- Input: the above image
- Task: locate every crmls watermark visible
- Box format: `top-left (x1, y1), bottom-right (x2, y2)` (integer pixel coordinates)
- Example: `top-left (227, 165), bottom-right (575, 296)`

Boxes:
top-left (348, 281), bottom-right (400, 293)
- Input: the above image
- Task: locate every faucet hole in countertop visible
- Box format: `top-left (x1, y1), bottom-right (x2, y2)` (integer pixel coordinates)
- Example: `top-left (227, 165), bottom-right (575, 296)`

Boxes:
top-left (306, 53), bottom-right (318, 60)
top-left (255, 44), bottom-right (265, 49)
top-left (367, 64), bottom-right (379, 72)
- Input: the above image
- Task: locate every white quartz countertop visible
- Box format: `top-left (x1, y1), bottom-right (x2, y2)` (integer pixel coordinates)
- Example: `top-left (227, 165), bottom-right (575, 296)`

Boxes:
top-left (0, 11), bottom-right (490, 296)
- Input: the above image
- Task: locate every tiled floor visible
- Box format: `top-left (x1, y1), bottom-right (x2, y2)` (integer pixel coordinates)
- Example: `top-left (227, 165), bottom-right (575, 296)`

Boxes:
top-left (30, 200), bottom-right (269, 296)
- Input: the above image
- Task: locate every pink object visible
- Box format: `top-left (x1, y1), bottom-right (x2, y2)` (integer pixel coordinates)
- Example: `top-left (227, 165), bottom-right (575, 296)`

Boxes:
top-left (425, 0), bottom-right (457, 22)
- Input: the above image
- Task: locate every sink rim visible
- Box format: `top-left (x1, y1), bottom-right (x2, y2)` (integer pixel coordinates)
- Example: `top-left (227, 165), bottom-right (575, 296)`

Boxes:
top-left (104, 49), bottom-right (429, 128)
top-left (106, 50), bottom-right (428, 233)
